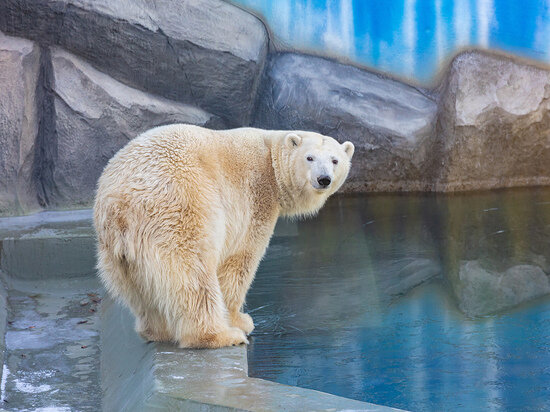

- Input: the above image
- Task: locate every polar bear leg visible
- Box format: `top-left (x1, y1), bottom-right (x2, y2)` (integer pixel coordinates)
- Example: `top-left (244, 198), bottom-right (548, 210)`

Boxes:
top-left (217, 251), bottom-right (262, 335)
top-left (97, 249), bottom-right (172, 342)
top-left (134, 306), bottom-right (172, 342)
top-left (104, 246), bottom-right (248, 348)
top-left (153, 251), bottom-right (249, 349)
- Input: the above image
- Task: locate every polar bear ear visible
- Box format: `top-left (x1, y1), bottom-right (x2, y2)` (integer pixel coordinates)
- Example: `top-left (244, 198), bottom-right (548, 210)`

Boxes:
top-left (284, 133), bottom-right (302, 148)
top-left (342, 141), bottom-right (355, 159)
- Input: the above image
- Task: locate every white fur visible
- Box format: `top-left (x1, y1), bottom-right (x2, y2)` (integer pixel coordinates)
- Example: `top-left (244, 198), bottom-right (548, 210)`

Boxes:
top-left (94, 124), bottom-right (354, 348)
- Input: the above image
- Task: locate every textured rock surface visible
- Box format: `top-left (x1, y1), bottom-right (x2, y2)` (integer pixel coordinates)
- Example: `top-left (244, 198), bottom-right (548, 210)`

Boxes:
top-left (456, 260), bottom-right (550, 316)
top-left (435, 51), bottom-right (550, 191)
top-left (255, 51), bottom-right (550, 193)
top-left (254, 52), bottom-right (439, 192)
top-left (1, 3), bottom-right (550, 215)
top-left (45, 48), bottom-right (223, 208)
top-left (0, 0), bottom-right (268, 126)
top-left (0, 33), bottom-right (40, 215)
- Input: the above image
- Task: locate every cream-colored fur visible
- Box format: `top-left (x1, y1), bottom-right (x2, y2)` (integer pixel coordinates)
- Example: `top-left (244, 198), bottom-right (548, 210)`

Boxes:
top-left (93, 124), bottom-right (354, 348)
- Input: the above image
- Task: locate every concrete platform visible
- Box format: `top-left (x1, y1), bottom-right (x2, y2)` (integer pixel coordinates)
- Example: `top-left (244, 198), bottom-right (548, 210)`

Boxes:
top-left (102, 297), bottom-right (400, 411)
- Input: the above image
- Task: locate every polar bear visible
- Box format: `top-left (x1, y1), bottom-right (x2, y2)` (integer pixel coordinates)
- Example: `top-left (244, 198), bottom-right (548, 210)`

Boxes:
top-left (94, 124), bottom-right (354, 348)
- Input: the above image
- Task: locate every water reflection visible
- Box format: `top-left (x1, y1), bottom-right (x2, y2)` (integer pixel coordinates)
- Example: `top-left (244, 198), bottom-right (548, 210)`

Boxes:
top-left (231, 0), bottom-right (550, 82)
top-left (247, 188), bottom-right (550, 411)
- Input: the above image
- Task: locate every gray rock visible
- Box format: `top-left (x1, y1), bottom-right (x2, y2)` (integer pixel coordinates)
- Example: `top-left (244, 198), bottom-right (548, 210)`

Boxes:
top-left (44, 47), bottom-right (223, 208)
top-left (456, 260), bottom-right (550, 316)
top-left (255, 51), bottom-right (550, 193)
top-left (435, 51), bottom-right (550, 191)
top-left (0, 0), bottom-right (268, 126)
top-left (254, 53), bottom-right (439, 192)
top-left (0, 33), bottom-right (40, 215)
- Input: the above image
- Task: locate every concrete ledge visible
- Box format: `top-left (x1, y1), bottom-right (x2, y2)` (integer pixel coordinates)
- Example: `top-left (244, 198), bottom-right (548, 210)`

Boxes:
top-left (0, 210), bottom-right (94, 275)
top-left (1, 235), bottom-right (96, 280)
top-left (101, 297), bottom-right (403, 411)
top-left (0, 209), bottom-right (93, 237)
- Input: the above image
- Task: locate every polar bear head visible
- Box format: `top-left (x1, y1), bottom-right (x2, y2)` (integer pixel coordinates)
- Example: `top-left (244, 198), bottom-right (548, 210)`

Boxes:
top-left (275, 131), bottom-right (354, 217)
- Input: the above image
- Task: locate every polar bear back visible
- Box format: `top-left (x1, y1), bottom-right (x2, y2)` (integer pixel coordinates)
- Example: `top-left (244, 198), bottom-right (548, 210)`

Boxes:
top-left (94, 124), bottom-right (282, 261)
top-left (101, 124), bottom-right (273, 187)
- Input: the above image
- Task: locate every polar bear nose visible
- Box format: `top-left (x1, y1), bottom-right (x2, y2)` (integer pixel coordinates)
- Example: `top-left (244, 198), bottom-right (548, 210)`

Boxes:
top-left (317, 176), bottom-right (331, 188)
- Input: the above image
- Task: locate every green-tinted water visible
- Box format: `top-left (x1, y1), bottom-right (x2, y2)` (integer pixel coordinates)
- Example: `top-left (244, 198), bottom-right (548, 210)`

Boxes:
top-left (247, 188), bottom-right (550, 411)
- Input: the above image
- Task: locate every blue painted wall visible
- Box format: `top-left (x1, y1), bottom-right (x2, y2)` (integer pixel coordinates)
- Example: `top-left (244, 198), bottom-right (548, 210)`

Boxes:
top-left (232, 0), bottom-right (550, 82)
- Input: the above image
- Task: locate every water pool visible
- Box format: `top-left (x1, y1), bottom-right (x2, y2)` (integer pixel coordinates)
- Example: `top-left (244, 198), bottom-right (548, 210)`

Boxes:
top-left (232, 0), bottom-right (550, 83)
top-left (246, 188), bottom-right (550, 411)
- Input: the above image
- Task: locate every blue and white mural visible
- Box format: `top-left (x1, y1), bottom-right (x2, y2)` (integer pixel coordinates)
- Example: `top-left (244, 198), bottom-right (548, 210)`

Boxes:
top-left (232, 0), bottom-right (550, 82)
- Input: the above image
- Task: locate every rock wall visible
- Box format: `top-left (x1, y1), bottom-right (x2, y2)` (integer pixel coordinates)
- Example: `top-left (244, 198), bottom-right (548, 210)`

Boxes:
top-left (0, 0), bottom-right (268, 126)
top-left (254, 51), bottom-right (550, 193)
top-left (0, 0), bottom-right (549, 213)
top-left (46, 48), bottom-right (223, 207)
top-left (254, 53), bottom-right (439, 192)
top-left (0, 0), bottom-right (266, 212)
top-left (0, 32), bottom-right (229, 212)
top-left (434, 51), bottom-right (550, 191)
top-left (0, 34), bottom-right (40, 215)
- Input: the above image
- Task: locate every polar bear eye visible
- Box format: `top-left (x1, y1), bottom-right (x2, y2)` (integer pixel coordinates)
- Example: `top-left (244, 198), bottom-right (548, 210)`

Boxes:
top-left (306, 156), bottom-right (313, 162)
top-left (332, 159), bottom-right (338, 165)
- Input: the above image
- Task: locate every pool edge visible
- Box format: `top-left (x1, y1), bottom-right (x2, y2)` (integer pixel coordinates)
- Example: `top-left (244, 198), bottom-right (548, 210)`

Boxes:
top-left (101, 297), bottom-right (405, 411)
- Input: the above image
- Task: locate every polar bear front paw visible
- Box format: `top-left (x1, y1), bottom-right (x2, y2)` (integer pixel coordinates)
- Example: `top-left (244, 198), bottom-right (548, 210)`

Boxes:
top-left (180, 326), bottom-right (248, 348)
top-left (214, 326), bottom-right (249, 347)
top-left (231, 312), bottom-right (254, 335)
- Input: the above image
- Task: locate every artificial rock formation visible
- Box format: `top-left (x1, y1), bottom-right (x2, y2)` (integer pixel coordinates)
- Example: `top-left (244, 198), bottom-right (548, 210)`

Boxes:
top-left (44, 48), bottom-right (224, 208)
top-left (0, 0), bottom-right (550, 214)
top-left (255, 51), bottom-right (550, 193)
top-left (435, 51), bottom-right (550, 191)
top-left (254, 53), bottom-right (439, 192)
top-left (0, 33), bottom-right (40, 215)
top-left (0, 0), bottom-right (268, 126)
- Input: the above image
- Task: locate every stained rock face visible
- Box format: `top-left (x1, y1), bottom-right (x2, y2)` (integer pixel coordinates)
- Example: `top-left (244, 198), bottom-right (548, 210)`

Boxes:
top-left (435, 51), bottom-right (550, 191)
top-left (45, 48), bottom-right (224, 208)
top-left (254, 53), bottom-right (439, 192)
top-left (0, 0), bottom-right (268, 126)
top-left (456, 260), bottom-right (550, 316)
top-left (0, 33), bottom-right (40, 215)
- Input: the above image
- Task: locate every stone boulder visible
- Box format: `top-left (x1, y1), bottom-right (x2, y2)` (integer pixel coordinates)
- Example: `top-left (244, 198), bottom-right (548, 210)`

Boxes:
top-left (456, 260), bottom-right (550, 316)
top-left (0, 33), bottom-right (40, 215)
top-left (254, 53), bottom-right (439, 192)
top-left (43, 47), bottom-right (224, 208)
top-left (0, 0), bottom-right (268, 126)
top-left (435, 51), bottom-right (550, 191)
